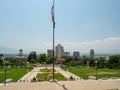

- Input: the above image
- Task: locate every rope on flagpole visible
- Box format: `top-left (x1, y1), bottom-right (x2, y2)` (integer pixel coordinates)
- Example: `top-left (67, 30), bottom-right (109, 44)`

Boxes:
top-left (52, 0), bottom-right (55, 81)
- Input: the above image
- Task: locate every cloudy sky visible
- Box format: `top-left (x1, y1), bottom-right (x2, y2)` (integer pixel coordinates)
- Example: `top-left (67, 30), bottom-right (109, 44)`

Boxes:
top-left (0, 0), bottom-right (120, 54)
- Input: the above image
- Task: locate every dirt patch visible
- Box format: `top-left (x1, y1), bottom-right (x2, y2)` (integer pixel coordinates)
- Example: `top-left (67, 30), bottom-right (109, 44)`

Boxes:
top-left (90, 72), bottom-right (117, 75)
top-left (98, 72), bottom-right (116, 74)
top-left (0, 72), bottom-right (4, 74)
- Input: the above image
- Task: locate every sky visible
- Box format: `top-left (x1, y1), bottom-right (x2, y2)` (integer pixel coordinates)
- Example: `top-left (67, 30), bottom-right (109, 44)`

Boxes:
top-left (0, 0), bottom-right (120, 54)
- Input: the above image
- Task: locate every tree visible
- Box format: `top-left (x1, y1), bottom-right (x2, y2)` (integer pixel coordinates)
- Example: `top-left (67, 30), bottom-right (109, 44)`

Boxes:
top-left (46, 56), bottom-right (53, 64)
top-left (107, 55), bottom-right (120, 69)
top-left (0, 59), bottom-right (3, 67)
top-left (0, 54), bottom-right (4, 57)
top-left (0, 54), bottom-right (4, 66)
top-left (9, 57), bottom-right (17, 66)
top-left (61, 56), bottom-right (74, 67)
top-left (97, 57), bottom-right (106, 68)
top-left (81, 55), bottom-right (89, 66)
top-left (30, 59), bottom-right (37, 63)
top-left (89, 58), bottom-right (95, 67)
top-left (37, 54), bottom-right (46, 64)
top-left (28, 51), bottom-right (37, 62)
top-left (63, 56), bottom-right (73, 63)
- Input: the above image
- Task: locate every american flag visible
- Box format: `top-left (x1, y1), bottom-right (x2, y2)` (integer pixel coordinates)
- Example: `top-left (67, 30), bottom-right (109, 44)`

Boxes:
top-left (51, 2), bottom-right (55, 23)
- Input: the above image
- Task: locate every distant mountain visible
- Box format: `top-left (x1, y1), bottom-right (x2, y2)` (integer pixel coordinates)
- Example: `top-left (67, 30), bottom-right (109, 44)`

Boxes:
top-left (0, 46), bottom-right (18, 54)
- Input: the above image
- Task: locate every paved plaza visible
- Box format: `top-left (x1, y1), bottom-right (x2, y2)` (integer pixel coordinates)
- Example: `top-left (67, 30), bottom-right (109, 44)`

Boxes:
top-left (1, 80), bottom-right (120, 90)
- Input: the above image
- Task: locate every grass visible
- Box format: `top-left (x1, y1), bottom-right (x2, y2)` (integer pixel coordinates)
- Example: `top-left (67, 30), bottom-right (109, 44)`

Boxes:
top-left (63, 67), bottom-right (120, 79)
top-left (0, 68), bottom-right (32, 83)
top-left (37, 68), bottom-right (66, 81)
top-left (40, 68), bottom-right (56, 72)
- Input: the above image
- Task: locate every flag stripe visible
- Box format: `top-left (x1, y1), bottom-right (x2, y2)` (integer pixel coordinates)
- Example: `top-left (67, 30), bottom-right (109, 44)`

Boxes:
top-left (51, 4), bottom-right (55, 23)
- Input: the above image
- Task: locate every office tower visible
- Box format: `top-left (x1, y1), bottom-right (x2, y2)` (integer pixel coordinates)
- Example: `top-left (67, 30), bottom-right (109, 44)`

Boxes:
top-left (55, 44), bottom-right (64, 58)
top-left (73, 51), bottom-right (80, 61)
top-left (90, 49), bottom-right (94, 59)
top-left (64, 52), bottom-right (70, 56)
top-left (47, 49), bottom-right (53, 56)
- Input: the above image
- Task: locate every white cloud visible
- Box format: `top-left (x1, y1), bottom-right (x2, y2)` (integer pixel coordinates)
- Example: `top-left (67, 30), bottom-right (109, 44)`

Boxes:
top-left (27, 37), bottom-right (120, 54)
top-left (62, 37), bottom-right (120, 54)
top-left (1, 37), bottom-right (120, 54)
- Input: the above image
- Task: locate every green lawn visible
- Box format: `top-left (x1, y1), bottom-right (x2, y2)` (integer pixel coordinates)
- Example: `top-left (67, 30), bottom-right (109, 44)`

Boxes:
top-left (0, 68), bottom-right (32, 83)
top-left (63, 68), bottom-right (120, 79)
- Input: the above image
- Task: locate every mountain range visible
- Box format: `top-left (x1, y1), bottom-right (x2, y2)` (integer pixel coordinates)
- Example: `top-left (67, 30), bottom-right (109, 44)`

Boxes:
top-left (0, 46), bottom-right (18, 54)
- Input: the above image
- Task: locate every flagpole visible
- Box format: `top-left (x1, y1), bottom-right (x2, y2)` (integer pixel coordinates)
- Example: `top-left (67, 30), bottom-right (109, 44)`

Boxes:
top-left (53, 22), bottom-right (55, 81)
top-left (52, 0), bottom-right (55, 81)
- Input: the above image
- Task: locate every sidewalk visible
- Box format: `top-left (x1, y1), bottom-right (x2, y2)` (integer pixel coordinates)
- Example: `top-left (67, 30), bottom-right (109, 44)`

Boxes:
top-left (55, 67), bottom-right (81, 80)
top-left (18, 67), bottom-right (44, 83)
top-left (1, 80), bottom-right (120, 90)
top-left (18, 67), bottom-right (81, 83)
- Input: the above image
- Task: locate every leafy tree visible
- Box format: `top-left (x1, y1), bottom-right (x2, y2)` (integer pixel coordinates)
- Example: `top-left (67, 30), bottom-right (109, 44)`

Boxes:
top-left (63, 56), bottom-right (73, 63)
top-left (89, 58), bottom-right (95, 67)
top-left (97, 57), bottom-right (106, 68)
top-left (28, 51), bottom-right (37, 62)
top-left (0, 54), bottom-right (4, 66)
top-left (60, 56), bottom-right (73, 66)
top-left (0, 54), bottom-right (4, 57)
top-left (30, 59), bottom-right (37, 63)
top-left (0, 59), bottom-right (3, 66)
top-left (37, 54), bottom-right (46, 64)
top-left (81, 55), bottom-right (89, 66)
top-left (46, 56), bottom-right (53, 64)
top-left (9, 57), bottom-right (17, 66)
top-left (107, 55), bottom-right (120, 69)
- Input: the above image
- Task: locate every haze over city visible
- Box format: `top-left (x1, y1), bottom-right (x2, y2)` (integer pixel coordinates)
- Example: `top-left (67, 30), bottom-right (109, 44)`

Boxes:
top-left (0, 0), bottom-right (120, 54)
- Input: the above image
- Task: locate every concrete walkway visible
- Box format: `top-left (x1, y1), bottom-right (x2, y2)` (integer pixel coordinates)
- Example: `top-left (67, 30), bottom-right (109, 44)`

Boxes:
top-left (18, 67), bottom-right (44, 83)
top-left (18, 67), bottom-right (81, 83)
top-left (55, 67), bottom-right (81, 80)
top-left (1, 80), bottom-right (120, 90)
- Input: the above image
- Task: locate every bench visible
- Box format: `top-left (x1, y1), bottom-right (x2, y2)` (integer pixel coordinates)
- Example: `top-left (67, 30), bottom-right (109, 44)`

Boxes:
top-left (4, 78), bottom-right (13, 83)
top-left (88, 76), bottom-right (96, 80)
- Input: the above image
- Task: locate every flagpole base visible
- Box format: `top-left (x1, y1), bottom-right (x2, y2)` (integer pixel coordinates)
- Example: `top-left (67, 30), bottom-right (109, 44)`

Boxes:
top-left (49, 79), bottom-right (58, 82)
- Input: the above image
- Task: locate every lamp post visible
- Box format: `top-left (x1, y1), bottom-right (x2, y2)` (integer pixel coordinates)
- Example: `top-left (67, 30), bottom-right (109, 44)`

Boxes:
top-left (4, 69), bottom-right (7, 85)
top-left (25, 59), bottom-right (27, 74)
top-left (95, 60), bottom-right (98, 80)
top-left (4, 57), bottom-right (7, 85)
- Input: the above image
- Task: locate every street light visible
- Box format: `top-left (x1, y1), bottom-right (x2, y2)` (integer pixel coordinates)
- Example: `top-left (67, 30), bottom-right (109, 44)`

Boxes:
top-left (4, 57), bottom-right (7, 85)
top-left (95, 60), bottom-right (98, 80)
top-left (25, 59), bottom-right (27, 73)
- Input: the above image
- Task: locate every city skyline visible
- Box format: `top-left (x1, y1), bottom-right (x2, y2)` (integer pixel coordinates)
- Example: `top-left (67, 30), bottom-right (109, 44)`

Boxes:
top-left (0, 0), bottom-right (120, 54)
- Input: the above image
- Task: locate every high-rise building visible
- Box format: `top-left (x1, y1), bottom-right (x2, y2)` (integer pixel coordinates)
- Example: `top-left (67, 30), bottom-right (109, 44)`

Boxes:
top-left (64, 52), bottom-right (70, 56)
top-left (47, 49), bottom-right (53, 56)
top-left (90, 49), bottom-right (94, 59)
top-left (73, 51), bottom-right (80, 61)
top-left (55, 44), bottom-right (64, 58)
